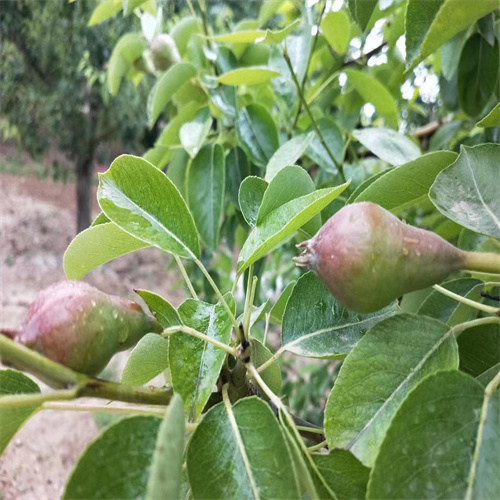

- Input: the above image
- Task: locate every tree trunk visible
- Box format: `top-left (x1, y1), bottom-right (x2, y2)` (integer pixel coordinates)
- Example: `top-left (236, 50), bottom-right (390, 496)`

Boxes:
top-left (75, 152), bottom-right (94, 233)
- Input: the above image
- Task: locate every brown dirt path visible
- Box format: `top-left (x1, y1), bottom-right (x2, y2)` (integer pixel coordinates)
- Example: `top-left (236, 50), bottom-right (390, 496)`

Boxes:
top-left (0, 173), bottom-right (184, 499)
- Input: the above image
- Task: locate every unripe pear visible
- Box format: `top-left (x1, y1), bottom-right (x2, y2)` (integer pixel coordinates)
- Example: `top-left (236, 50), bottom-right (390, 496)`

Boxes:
top-left (5, 281), bottom-right (161, 375)
top-left (295, 202), bottom-right (500, 313)
top-left (150, 34), bottom-right (181, 71)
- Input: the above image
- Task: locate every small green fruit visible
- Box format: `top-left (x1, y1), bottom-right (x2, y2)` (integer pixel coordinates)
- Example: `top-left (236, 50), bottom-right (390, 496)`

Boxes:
top-left (295, 202), bottom-right (499, 313)
top-left (13, 281), bottom-right (161, 375)
top-left (150, 34), bottom-right (181, 71)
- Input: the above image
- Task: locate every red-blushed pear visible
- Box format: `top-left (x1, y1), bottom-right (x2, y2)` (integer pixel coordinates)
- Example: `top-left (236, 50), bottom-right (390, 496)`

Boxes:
top-left (1, 281), bottom-right (161, 375)
top-left (295, 202), bottom-right (500, 313)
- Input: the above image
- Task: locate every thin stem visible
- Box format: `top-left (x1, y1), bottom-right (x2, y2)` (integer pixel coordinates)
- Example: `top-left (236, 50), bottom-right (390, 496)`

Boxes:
top-left (283, 44), bottom-right (346, 183)
top-left (174, 255), bottom-right (198, 300)
top-left (194, 258), bottom-right (239, 332)
top-left (466, 368), bottom-right (500, 500)
top-left (231, 272), bottom-right (241, 295)
top-left (308, 440), bottom-right (328, 452)
top-left (433, 284), bottom-right (499, 315)
top-left (163, 325), bottom-right (237, 356)
top-left (242, 265), bottom-right (255, 338)
top-left (450, 316), bottom-right (500, 338)
top-left (40, 402), bottom-right (198, 432)
top-left (295, 425), bottom-right (325, 435)
top-left (257, 346), bottom-right (285, 373)
top-left (291, 0), bottom-right (327, 130)
top-left (463, 251), bottom-right (500, 275)
top-left (307, 71), bottom-right (340, 106)
top-left (244, 277), bottom-right (258, 340)
top-left (247, 363), bottom-right (282, 408)
top-left (0, 388), bottom-right (79, 410)
top-left (262, 312), bottom-right (271, 346)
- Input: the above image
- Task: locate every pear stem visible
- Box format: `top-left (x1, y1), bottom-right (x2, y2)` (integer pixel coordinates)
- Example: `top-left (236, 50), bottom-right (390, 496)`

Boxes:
top-left (463, 251), bottom-right (500, 275)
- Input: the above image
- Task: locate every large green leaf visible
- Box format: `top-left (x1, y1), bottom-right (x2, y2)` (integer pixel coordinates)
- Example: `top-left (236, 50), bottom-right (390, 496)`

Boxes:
top-left (237, 104), bottom-right (279, 168)
top-left (306, 118), bottom-right (345, 174)
top-left (186, 144), bottom-right (225, 251)
top-left (237, 182), bottom-right (349, 274)
top-left (226, 147), bottom-right (251, 209)
top-left (312, 451), bottom-right (370, 500)
top-left (179, 109), bottom-right (212, 159)
top-left (145, 394), bottom-right (185, 500)
top-left (121, 334), bottom-right (170, 386)
top-left (169, 295), bottom-right (234, 421)
top-left (352, 128), bottom-right (420, 166)
top-left (257, 165), bottom-right (320, 235)
top-left (477, 102), bottom-right (500, 128)
top-left (348, 0), bottom-right (377, 31)
top-left (187, 397), bottom-right (300, 500)
top-left (405, 0), bottom-right (499, 69)
top-left (171, 16), bottom-right (201, 56)
top-left (265, 132), bottom-right (315, 182)
top-left (344, 70), bottom-right (398, 128)
top-left (325, 314), bottom-right (459, 467)
top-left (321, 11), bottom-right (351, 55)
top-left (458, 34), bottom-right (499, 117)
top-left (64, 416), bottom-right (161, 499)
top-left (270, 280), bottom-right (296, 325)
top-left (217, 67), bottom-right (280, 86)
top-left (281, 272), bottom-right (398, 358)
top-left (64, 222), bottom-right (149, 280)
top-left (353, 151), bottom-right (457, 212)
top-left (98, 155), bottom-right (200, 259)
top-left (238, 176), bottom-right (268, 227)
top-left (136, 289), bottom-right (182, 328)
top-left (88, 0), bottom-right (122, 27)
top-left (147, 62), bottom-right (197, 126)
top-left (430, 144), bottom-right (500, 239)
top-left (0, 370), bottom-right (40, 455)
top-left (458, 323), bottom-right (500, 378)
top-left (107, 33), bottom-right (147, 96)
top-left (367, 371), bottom-right (486, 499)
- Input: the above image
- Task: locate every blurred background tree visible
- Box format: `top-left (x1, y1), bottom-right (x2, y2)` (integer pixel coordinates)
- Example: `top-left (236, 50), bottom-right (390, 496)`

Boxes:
top-left (0, 0), bottom-right (149, 232)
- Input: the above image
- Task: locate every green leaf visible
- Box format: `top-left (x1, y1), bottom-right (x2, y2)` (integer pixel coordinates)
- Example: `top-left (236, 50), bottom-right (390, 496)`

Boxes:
top-left (352, 128), bottom-right (421, 166)
top-left (187, 397), bottom-right (300, 500)
top-left (344, 70), bottom-right (398, 128)
top-left (348, 0), bottom-right (377, 31)
top-left (258, 0), bottom-right (283, 26)
top-left (0, 370), bottom-right (40, 455)
top-left (441, 31), bottom-right (468, 81)
top-left (123, 0), bottom-right (148, 16)
top-left (171, 17), bottom-right (201, 56)
top-left (179, 109), bottom-right (212, 159)
top-left (135, 289), bottom-right (182, 328)
top-left (353, 151), bottom-right (457, 212)
top-left (169, 295), bottom-right (234, 420)
top-left (458, 323), bottom-right (500, 378)
top-left (416, 277), bottom-right (482, 324)
top-left (237, 104), bottom-right (279, 168)
top-left (477, 102), bottom-right (500, 127)
top-left (121, 334), bottom-right (170, 385)
top-left (186, 144), bottom-right (225, 250)
top-left (346, 169), bottom-right (390, 204)
top-left (458, 34), bottom-right (499, 117)
top-left (367, 371), bottom-right (485, 499)
top-left (88, 0), bottom-right (122, 26)
top-left (98, 155), bottom-right (200, 259)
top-left (265, 132), bottom-right (315, 182)
top-left (321, 11), bottom-right (351, 55)
top-left (281, 272), bottom-right (398, 358)
top-left (91, 212), bottom-right (110, 226)
top-left (325, 314), bottom-right (459, 467)
top-left (306, 118), bottom-right (344, 174)
top-left (217, 66), bottom-right (280, 86)
top-left (430, 144), bottom-right (500, 239)
top-left (238, 176), bottom-right (268, 227)
top-left (64, 416), bottom-right (161, 499)
top-left (63, 222), bottom-right (149, 280)
top-left (237, 182), bottom-right (349, 274)
top-left (147, 62), bottom-right (197, 126)
top-left (107, 33), bottom-right (147, 96)
top-left (250, 339), bottom-right (281, 395)
top-left (145, 394), bottom-right (184, 500)
top-left (226, 147), bottom-right (251, 208)
top-left (312, 451), bottom-right (370, 500)
top-left (270, 280), bottom-right (296, 325)
top-left (405, 0), bottom-right (499, 70)
top-left (257, 166), bottom-right (320, 236)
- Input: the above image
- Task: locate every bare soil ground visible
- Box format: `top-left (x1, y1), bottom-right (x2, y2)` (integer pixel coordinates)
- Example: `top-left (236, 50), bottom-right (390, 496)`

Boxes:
top-left (0, 172), bottom-right (184, 500)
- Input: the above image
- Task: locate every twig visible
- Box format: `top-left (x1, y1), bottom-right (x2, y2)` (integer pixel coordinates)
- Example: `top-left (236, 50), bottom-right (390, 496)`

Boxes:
top-left (432, 284), bottom-right (499, 315)
top-left (163, 325), bottom-right (237, 356)
top-left (174, 254), bottom-right (198, 300)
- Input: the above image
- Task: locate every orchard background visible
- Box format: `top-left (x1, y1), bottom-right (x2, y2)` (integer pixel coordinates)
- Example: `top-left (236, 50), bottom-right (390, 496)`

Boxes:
top-left (0, 0), bottom-right (499, 499)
